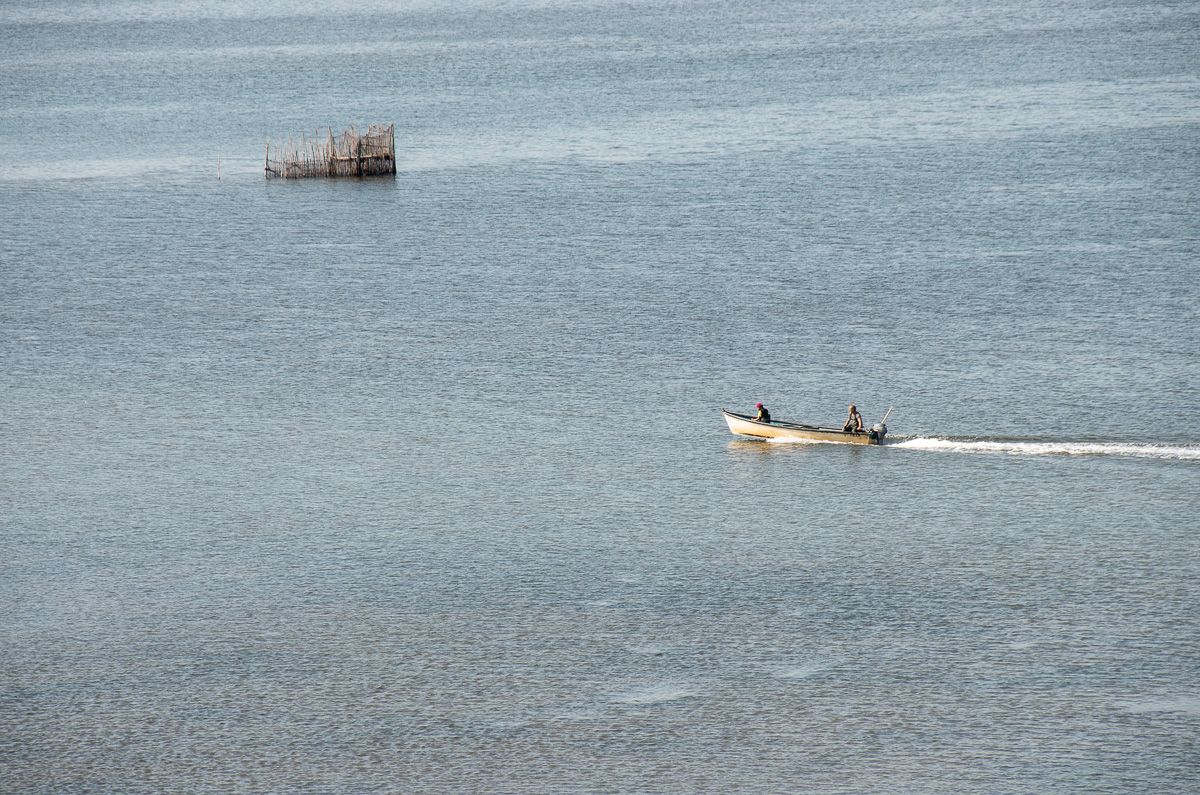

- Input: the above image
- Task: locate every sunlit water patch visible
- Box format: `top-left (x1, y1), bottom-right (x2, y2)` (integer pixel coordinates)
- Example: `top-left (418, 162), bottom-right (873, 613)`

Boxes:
top-left (610, 683), bottom-right (699, 706)
top-left (772, 660), bottom-right (838, 680)
top-left (1118, 695), bottom-right (1200, 716)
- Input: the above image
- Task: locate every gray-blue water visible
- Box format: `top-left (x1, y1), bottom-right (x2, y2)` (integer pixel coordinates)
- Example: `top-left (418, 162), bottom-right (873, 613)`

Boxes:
top-left (2, 1), bottom-right (1199, 792)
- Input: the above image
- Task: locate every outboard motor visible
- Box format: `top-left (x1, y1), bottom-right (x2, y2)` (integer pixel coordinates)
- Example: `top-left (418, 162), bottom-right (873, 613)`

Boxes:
top-left (868, 407), bottom-right (894, 444)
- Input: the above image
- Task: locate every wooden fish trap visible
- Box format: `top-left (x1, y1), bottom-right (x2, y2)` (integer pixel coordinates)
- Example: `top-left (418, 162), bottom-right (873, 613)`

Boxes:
top-left (264, 124), bottom-right (396, 179)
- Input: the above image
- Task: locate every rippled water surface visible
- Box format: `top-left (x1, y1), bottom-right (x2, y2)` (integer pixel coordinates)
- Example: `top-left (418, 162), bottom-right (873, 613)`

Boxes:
top-left (2, 1), bottom-right (1198, 792)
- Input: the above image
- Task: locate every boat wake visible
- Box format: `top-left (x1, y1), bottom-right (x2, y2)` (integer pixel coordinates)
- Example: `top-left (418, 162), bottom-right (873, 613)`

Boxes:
top-left (890, 437), bottom-right (1200, 461)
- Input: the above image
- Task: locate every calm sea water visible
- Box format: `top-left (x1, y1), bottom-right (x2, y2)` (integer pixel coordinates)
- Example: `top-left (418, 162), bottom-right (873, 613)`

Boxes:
top-left (2, 1), bottom-right (1199, 792)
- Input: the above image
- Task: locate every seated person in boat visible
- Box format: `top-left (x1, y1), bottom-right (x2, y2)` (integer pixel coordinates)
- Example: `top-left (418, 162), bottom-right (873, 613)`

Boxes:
top-left (842, 404), bottom-right (863, 432)
top-left (754, 402), bottom-right (771, 423)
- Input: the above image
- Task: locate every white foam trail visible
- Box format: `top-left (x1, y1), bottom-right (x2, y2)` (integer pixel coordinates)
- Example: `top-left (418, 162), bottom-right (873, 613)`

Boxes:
top-left (891, 437), bottom-right (1200, 460)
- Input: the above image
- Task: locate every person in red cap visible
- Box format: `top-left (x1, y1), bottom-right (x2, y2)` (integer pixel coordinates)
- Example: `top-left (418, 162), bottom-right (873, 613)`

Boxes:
top-left (754, 402), bottom-right (771, 423)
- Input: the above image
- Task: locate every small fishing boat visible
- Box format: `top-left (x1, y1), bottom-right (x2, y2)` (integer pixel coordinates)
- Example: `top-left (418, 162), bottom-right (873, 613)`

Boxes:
top-left (722, 408), bottom-right (888, 445)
